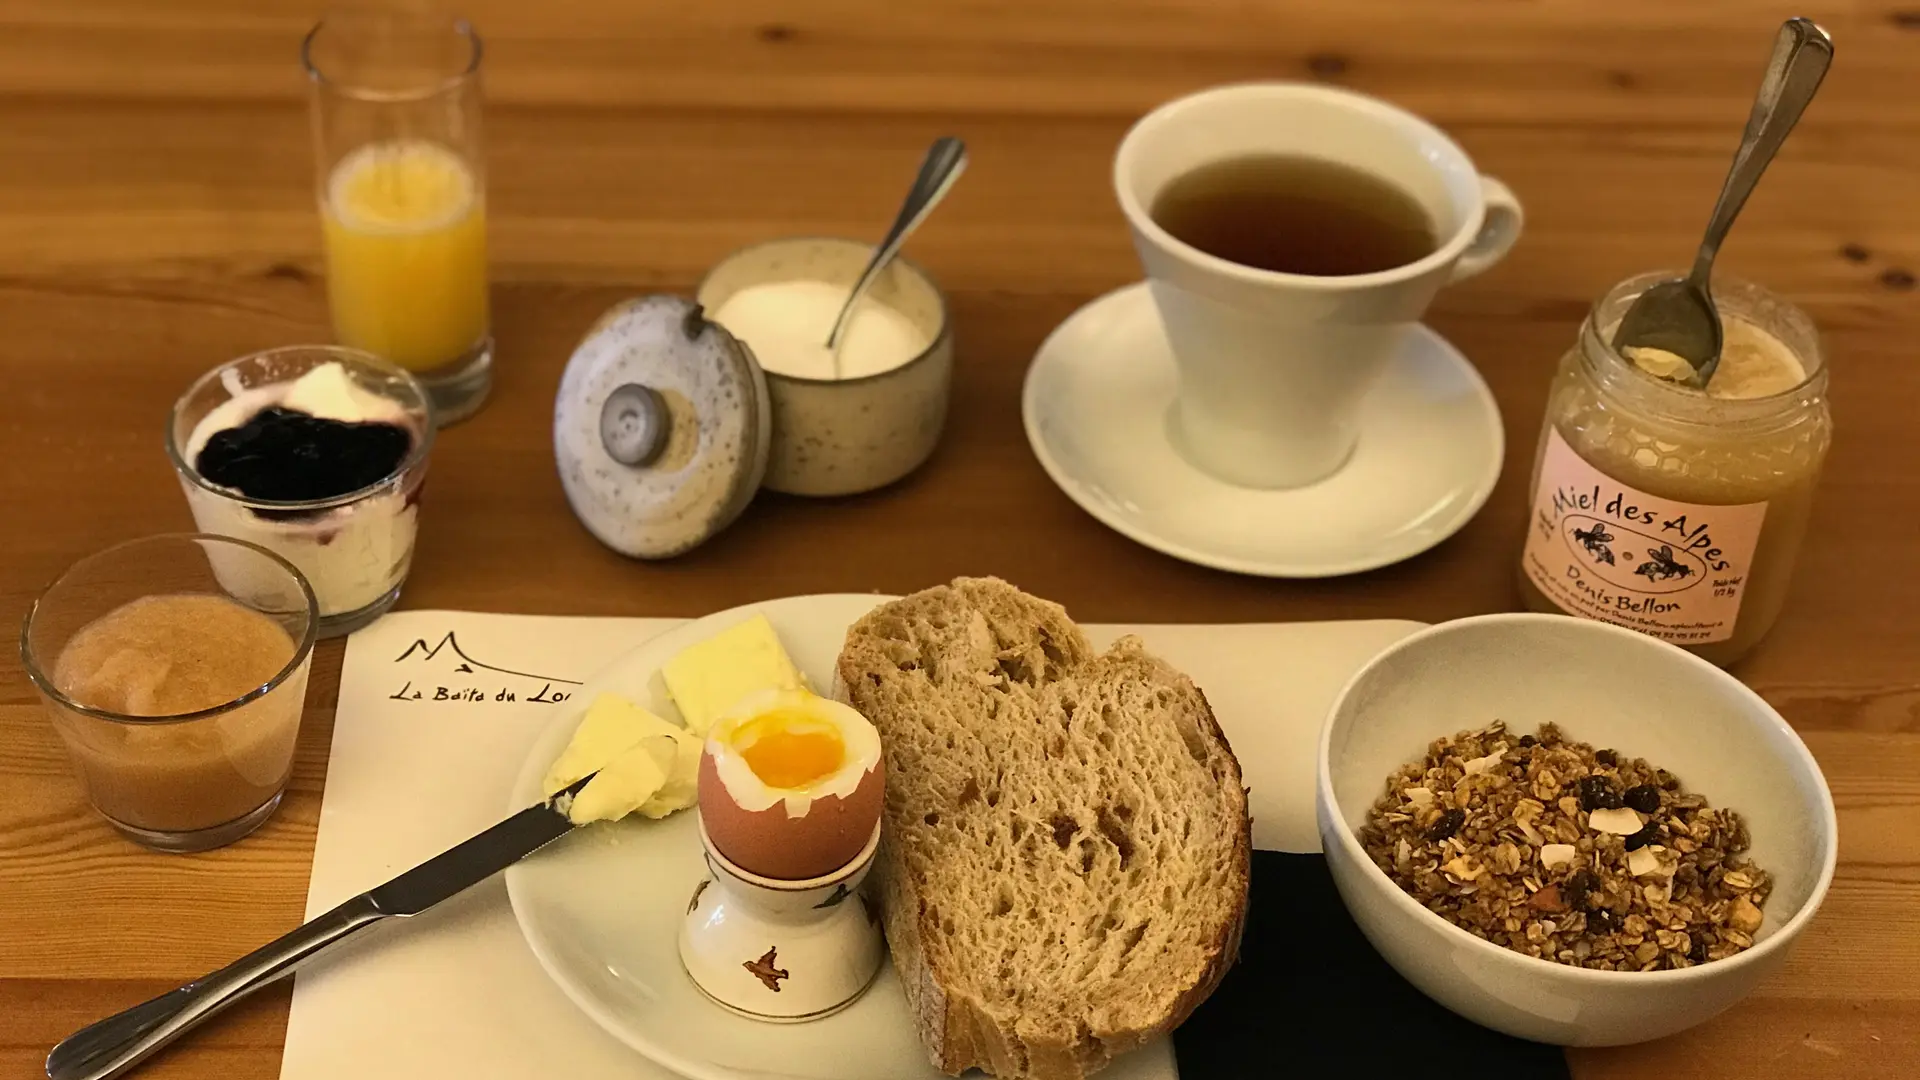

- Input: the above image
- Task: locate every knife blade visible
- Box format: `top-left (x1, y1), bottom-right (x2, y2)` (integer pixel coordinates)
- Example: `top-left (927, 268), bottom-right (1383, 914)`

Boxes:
top-left (367, 778), bottom-right (586, 915)
top-left (46, 774), bottom-right (595, 1080)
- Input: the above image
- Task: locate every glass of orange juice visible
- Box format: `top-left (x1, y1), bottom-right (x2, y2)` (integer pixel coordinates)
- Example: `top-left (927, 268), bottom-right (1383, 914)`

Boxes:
top-left (303, 9), bottom-right (491, 425)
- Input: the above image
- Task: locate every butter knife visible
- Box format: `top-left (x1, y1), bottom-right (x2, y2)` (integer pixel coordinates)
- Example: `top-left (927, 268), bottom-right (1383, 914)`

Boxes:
top-left (45, 773), bottom-right (595, 1080)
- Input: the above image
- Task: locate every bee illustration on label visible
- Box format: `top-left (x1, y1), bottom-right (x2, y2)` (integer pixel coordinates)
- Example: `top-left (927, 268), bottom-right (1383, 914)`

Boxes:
top-left (1570, 522), bottom-right (1617, 566)
top-left (1560, 514), bottom-right (1707, 595)
top-left (1634, 545), bottom-right (1695, 584)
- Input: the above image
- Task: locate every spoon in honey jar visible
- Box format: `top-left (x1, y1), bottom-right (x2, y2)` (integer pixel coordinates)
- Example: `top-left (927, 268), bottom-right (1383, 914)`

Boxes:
top-left (824, 136), bottom-right (968, 366)
top-left (1612, 18), bottom-right (1832, 389)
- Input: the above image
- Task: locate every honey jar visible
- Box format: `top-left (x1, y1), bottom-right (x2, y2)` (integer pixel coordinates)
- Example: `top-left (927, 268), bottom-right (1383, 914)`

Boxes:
top-left (1517, 272), bottom-right (1832, 666)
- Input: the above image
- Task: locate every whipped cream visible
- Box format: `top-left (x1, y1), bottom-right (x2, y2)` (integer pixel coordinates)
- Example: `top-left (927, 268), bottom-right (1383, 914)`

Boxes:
top-left (187, 362), bottom-right (407, 458)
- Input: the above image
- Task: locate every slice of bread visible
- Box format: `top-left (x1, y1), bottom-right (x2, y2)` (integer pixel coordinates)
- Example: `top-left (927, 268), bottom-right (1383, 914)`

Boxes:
top-left (837, 578), bottom-right (1250, 1080)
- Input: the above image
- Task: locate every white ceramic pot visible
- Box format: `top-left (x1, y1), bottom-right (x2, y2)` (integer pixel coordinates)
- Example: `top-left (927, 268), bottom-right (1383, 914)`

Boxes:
top-left (1317, 613), bottom-right (1836, 1045)
top-left (697, 237), bottom-right (953, 497)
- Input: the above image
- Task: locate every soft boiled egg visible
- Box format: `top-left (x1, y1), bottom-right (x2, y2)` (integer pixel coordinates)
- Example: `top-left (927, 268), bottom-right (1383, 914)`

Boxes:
top-left (697, 687), bottom-right (884, 881)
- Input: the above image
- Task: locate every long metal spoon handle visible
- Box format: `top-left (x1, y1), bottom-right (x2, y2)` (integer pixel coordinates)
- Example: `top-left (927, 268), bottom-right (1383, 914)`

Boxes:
top-left (45, 896), bottom-right (385, 1080)
top-left (1689, 17), bottom-right (1833, 283)
top-left (825, 136), bottom-right (968, 351)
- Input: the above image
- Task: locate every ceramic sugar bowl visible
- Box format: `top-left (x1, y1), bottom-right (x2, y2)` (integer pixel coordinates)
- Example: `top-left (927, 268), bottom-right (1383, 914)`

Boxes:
top-left (696, 237), bottom-right (952, 497)
top-left (553, 239), bottom-right (953, 560)
top-left (678, 816), bottom-right (885, 1022)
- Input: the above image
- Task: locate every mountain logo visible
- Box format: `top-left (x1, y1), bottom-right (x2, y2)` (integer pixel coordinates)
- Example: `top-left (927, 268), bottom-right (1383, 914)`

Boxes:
top-left (388, 631), bottom-right (582, 704)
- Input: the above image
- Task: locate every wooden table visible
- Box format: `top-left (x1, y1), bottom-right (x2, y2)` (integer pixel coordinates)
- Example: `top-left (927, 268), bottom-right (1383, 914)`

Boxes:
top-left (2, 1), bottom-right (1915, 1077)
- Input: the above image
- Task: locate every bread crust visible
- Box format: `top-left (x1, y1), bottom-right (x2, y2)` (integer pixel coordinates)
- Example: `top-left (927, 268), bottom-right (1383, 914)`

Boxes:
top-left (838, 578), bottom-right (1251, 1080)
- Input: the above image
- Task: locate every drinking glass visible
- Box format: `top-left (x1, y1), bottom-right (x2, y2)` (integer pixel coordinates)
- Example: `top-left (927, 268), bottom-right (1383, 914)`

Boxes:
top-left (21, 535), bottom-right (318, 852)
top-left (304, 8), bottom-right (491, 424)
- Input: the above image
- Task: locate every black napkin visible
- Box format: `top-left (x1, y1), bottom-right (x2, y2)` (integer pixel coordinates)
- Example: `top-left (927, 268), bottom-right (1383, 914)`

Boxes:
top-left (1172, 851), bottom-right (1570, 1079)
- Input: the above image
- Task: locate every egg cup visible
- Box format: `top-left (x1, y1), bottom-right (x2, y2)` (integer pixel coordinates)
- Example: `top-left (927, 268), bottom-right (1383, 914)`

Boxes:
top-left (679, 815), bottom-right (884, 1022)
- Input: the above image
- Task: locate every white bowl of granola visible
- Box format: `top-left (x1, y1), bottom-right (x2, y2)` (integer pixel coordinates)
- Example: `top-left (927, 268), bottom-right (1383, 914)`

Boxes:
top-left (1316, 612), bottom-right (1836, 1046)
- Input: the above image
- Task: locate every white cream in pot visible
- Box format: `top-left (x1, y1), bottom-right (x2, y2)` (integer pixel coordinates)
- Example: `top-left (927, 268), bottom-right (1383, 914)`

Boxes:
top-left (710, 280), bottom-right (928, 381)
top-left (697, 238), bottom-right (952, 497)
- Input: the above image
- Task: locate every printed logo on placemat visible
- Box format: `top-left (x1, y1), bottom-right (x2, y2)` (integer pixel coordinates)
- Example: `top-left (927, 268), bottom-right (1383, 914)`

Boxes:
top-left (387, 630), bottom-right (583, 704)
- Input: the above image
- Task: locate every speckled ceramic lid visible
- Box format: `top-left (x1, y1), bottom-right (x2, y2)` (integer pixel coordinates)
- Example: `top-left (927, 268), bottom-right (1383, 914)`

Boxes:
top-left (553, 296), bottom-right (770, 558)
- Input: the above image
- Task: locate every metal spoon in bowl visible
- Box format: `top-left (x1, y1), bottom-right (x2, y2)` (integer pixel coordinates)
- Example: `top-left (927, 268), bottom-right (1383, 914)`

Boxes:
top-left (824, 137), bottom-right (968, 366)
top-left (1612, 18), bottom-right (1832, 389)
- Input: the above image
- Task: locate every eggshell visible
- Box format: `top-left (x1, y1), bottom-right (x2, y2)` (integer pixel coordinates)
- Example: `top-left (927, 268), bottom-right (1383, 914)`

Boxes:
top-left (697, 750), bottom-right (885, 881)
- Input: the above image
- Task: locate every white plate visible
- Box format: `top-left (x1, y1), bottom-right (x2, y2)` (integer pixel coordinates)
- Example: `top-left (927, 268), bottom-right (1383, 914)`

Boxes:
top-left (1022, 282), bottom-right (1504, 578)
top-left (506, 595), bottom-right (1182, 1080)
top-left (505, 594), bottom-right (1425, 1080)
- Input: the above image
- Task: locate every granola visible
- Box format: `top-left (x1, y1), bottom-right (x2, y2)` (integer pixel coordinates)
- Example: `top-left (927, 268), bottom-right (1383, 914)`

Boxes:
top-left (1359, 721), bottom-right (1771, 971)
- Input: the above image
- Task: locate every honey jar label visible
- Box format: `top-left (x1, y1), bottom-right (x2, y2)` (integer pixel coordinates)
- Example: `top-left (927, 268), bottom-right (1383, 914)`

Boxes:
top-left (1522, 429), bottom-right (1767, 645)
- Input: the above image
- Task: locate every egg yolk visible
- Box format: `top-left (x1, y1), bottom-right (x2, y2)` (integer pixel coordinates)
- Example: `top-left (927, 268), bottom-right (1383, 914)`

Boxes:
top-left (735, 712), bottom-right (845, 789)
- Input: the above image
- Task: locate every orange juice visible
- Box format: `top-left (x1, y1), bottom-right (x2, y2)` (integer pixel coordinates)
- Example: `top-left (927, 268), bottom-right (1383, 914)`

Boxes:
top-left (322, 140), bottom-right (488, 372)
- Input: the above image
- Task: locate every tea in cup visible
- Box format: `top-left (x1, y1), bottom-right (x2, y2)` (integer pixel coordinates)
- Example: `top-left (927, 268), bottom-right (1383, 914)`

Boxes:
top-left (1114, 82), bottom-right (1523, 488)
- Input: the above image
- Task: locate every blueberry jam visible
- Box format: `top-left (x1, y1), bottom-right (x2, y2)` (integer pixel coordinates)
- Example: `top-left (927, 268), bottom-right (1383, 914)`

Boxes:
top-left (195, 406), bottom-right (411, 504)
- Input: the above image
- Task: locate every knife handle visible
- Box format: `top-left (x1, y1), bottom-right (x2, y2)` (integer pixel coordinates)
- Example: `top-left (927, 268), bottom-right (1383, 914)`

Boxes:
top-left (45, 895), bottom-right (385, 1080)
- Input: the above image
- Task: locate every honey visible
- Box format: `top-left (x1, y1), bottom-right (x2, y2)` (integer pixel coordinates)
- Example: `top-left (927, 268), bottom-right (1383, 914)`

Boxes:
top-left (1517, 274), bottom-right (1831, 666)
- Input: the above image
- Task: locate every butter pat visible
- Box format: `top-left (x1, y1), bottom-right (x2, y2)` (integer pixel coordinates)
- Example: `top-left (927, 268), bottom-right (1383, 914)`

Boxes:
top-left (570, 736), bottom-right (677, 824)
top-left (543, 693), bottom-right (662, 795)
top-left (542, 693), bottom-right (701, 822)
top-left (641, 716), bottom-right (703, 819)
top-left (661, 613), bottom-right (804, 734)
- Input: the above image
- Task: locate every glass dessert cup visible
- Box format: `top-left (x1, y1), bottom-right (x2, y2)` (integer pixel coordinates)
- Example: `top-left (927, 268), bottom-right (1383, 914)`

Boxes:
top-left (21, 535), bottom-right (318, 852)
top-left (167, 345), bottom-right (434, 639)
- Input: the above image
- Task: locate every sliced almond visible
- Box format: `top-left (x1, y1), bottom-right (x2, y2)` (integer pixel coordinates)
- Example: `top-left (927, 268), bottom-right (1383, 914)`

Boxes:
top-left (1403, 786), bottom-right (1435, 811)
top-left (1394, 838), bottom-right (1412, 870)
top-left (1626, 845), bottom-right (1675, 879)
top-left (1588, 807), bottom-right (1644, 836)
top-left (1540, 843), bottom-right (1578, 871)
top-left (1463, 749), bottom-right (1507, 775)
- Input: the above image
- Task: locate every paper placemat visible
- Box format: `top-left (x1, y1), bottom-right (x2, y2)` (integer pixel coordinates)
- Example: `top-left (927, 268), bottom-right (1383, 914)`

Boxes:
top-left (282, 611), bottom-right (685, 1080)
top-left (280, 609), bottom-right (1427, 1080)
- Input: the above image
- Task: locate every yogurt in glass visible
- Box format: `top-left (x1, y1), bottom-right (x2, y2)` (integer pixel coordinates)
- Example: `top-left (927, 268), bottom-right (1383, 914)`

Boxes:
top-left (168, 346), bottom-right (434, 637)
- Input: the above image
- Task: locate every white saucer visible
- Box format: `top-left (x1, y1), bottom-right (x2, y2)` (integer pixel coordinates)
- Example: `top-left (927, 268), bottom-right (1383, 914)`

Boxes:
top-left (1022, 282), bottom-right (1504, 577)
top-left (504, 595), bottom-right (1179, 1080)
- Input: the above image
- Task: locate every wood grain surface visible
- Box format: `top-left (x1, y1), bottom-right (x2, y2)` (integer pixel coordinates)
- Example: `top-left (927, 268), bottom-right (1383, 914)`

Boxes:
top-left (2, 1), bottom-right (1916, 1078)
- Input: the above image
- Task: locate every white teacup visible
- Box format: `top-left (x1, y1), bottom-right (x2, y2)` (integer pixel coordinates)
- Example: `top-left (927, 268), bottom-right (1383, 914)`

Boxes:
top-left (1115, 82), bottom-right (1523, 489)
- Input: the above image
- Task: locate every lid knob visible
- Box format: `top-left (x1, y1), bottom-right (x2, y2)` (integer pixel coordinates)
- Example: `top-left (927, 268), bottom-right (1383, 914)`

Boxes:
top-left (600, 383), bottom-right (671, 467)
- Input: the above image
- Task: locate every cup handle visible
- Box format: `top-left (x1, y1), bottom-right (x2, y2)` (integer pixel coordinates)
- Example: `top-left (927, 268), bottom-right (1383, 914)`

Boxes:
top-left (1449, 176), bottom-right (1523, 283)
